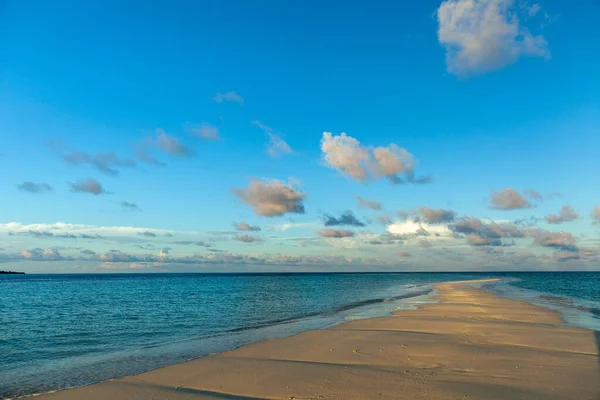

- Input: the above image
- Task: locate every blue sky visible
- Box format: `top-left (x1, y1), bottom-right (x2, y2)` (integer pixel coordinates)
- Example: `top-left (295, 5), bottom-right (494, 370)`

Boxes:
top-left (1, 0), bottom-right (599, 272)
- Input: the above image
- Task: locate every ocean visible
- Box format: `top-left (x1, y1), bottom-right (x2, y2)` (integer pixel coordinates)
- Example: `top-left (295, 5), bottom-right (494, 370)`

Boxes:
top-left (1, 272), bottom-right (599, 398)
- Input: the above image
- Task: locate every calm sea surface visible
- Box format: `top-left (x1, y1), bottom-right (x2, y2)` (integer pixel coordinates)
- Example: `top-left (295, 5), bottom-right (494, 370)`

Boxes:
top-left (1, 272), bottom-right (599, 398)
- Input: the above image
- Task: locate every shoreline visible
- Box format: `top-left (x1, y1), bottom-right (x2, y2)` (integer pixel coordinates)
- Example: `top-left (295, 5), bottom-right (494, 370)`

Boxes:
top-left (9, 282), bottom-right (438, 399)
top-left (30, 278), bottom-right (600, 399)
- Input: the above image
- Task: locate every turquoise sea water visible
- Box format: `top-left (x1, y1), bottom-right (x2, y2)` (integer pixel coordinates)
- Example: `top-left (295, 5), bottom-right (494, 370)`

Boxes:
top-left (1, 272), bottom-right (599, 398)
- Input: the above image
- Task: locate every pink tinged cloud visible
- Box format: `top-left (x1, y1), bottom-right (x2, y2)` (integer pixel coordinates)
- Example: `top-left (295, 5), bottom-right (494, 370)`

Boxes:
top-left (233, 179), bottom-right (306, 217)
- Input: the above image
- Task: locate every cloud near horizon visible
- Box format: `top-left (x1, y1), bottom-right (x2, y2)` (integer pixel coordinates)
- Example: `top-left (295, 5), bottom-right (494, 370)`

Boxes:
top-left (417, 207), bottom-right (456, 223)
top-left (20, 247), bottom-right (64, 261)
top-left (545, 205), bottom-right (579, 224)
top-left (233, 234), bottom-right (262, 243)
top-left (10, 230), bottom-right (103, 240)
top-left (466, 234), bottom-right (501, 246)
top-left (323, 211), bottom-right (366, 227)
top-left (0, 222), bottom-right (178, 240)
top-left (446, 217), bottom-right (529, 248)
top-left (1, 215), bottom-right (596, 271)
top-left (138, 231), bottom-right (157, 237)
top-left (234, 221), bottom-right (261, 232)
top-left (532, 230), bottom-right (576, 250)
top-left (317, 228), bottom-right (355, 238)
top-left (387, 219), bottom-right (452, 239)
top-left (2, 247), bottom-right (407, 269)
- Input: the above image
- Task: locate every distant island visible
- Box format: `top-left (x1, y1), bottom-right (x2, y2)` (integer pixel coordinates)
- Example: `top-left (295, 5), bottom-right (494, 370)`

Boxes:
top-left (0, 271), bottom-right (25, 274)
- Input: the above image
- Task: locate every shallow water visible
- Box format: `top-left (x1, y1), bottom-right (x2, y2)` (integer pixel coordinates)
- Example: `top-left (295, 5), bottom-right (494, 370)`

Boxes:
top-left (484, 271), bottom-right (600, 332)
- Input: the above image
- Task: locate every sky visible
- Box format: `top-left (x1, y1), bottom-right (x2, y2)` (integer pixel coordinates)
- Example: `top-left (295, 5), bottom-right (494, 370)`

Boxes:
top-left (1, 0), bottom-right (599, 273)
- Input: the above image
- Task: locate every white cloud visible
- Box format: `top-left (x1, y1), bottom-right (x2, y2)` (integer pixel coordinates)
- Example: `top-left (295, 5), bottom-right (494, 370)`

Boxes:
top-left (437, 0), bottom-right (550, 76)
top-left (1, 222), bottom-right (179, 237)
top-left (387, 220), bottom-right (453, 238)
top-left (320, 132), bottom-right (428, 184)
top-left (371, 144), bottom-right (415, 181)
top-left (321, 132), bottom-right (371, 181)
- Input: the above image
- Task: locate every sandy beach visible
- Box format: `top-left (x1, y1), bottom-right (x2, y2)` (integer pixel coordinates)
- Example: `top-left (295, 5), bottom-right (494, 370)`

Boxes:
top-left (37, 279), bottom-right (600, 400)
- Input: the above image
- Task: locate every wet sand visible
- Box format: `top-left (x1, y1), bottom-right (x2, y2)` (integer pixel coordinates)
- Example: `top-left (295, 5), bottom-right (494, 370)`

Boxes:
top-left (38, 279), bottom-right (600, 400)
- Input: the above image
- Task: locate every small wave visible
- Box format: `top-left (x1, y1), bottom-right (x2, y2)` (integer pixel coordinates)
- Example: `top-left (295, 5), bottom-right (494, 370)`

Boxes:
top-left (533, 294), bottom-right (600, 318)
top-left (575, 306), bottom-right (600, 318)
top-left (588, 307), bottom-right (600, 318)
top-left (538, 294), bottom-right (574, 305)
